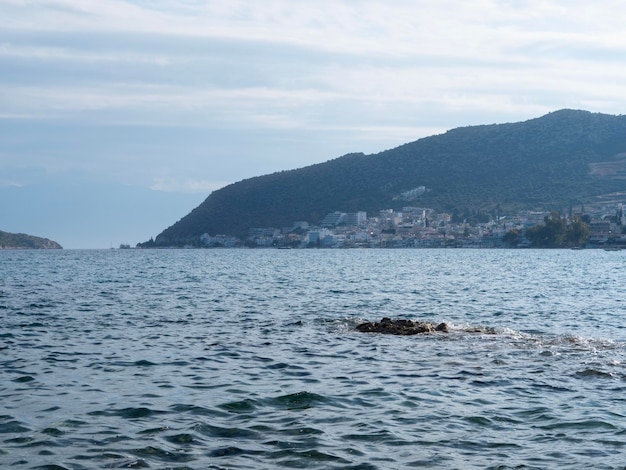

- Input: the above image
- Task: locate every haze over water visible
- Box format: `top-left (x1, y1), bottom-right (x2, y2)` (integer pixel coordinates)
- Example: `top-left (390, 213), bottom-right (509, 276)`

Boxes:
top-left (1, 248), bottom-right (625, 469)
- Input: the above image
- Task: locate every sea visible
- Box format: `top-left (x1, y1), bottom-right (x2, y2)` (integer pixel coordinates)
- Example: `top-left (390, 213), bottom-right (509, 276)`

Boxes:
top-left (1, 248), bottom-right (625, 469)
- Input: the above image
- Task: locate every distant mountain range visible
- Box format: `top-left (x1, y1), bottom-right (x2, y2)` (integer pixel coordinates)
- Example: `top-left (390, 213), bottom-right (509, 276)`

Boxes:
top-left (0, 230), bottom-right (62, 249)
top-left (150, 109), bottom-right (626, 246)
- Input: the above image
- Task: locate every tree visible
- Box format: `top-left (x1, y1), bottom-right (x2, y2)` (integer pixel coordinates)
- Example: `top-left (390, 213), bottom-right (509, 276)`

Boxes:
top-left (565, 216), bottom-right (590, 247)
top-left (525, 212), bottom-right (590, 248)
top-left (525, 212), bottom-right (566, 247)
top-left (503, 229), bottom-right (521, 247)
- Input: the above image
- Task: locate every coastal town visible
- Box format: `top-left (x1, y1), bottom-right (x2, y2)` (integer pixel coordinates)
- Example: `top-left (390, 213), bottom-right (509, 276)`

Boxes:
top-left (200, 203), bottom-right (626, 249)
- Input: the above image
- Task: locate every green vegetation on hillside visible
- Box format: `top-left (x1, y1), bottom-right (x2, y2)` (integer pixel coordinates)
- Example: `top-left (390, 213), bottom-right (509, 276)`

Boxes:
top-left (0, 230), bottom-right (62, 249)
top-left (150, 110), bottom-right (626, 245)
top-left (508, 212), bottom-right (591, 248)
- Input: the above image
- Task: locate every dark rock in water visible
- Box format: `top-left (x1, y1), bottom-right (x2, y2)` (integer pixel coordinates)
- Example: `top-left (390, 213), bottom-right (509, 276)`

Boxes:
top-left (356, 317), bottom-right (449, 335)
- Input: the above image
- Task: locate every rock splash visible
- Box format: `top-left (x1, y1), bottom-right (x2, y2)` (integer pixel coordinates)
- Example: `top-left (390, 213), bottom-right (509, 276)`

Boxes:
top-left (356, 317), bottom-right (449, 335)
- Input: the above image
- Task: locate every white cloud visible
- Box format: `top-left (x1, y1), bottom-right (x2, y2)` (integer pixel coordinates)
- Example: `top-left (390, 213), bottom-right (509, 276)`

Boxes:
top-left (1, 0), bottom-right (626, 193)
top-left (0, 43), bottom-right (173, 65)
top-left (0, 179), bottom-right (24, 188)
top-left (150, 177), bottom-right (229, 194)
top-left (3, 0), bottom-right (624, 56)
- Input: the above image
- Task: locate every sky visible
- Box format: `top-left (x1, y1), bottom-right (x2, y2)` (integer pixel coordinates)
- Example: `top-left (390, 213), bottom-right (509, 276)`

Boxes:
top-left (1, 0), bottom-right (626, 248)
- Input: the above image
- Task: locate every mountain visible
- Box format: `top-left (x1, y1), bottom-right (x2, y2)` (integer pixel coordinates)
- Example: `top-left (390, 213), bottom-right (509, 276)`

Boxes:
top-left (0, 230), bottom-right (62, 249)
top-left (151, 109), bottom-right (626, 245)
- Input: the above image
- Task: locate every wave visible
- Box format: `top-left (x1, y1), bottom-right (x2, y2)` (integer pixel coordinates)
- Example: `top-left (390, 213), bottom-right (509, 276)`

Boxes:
top-left (330, 315), bottom-right (624, 351)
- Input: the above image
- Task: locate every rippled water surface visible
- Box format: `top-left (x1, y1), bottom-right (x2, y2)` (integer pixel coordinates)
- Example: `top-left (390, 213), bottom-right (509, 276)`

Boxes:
top-left (1, 248), bottom-right (626, 469)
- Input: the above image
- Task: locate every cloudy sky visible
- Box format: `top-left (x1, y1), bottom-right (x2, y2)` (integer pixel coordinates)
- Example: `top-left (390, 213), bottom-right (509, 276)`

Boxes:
top-left (1, 0), bottom-right (626, 247)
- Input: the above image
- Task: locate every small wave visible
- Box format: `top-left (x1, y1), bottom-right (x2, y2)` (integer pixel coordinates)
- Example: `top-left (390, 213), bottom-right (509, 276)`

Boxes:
top-left (565, 335), bottom-right (622, 349)
top-left (463, 416), bottom-right (493, 427)
top-left (268, 391), bottom-right (328, 410)
top-left (87, 407), bottom-right (167, 419)
top-left (100, 456), bottom-right (150, 468)
top-left (133, 360), bottom-right (158, 367)
top-left (164, 433), bottom-right (200, 445)
top-left (351, 318), bottom-right (625, 361)
top-left (209, 446), bottom-right (247, 457)
top-left (5, 436), bottom-right (34, 445)
top-left (170, 403), bottom-right (226, 417)
top-left (138, 426), bottom-right (169, 435)
top-left (447, 323), bottom-right (500, 335)
top-left (538, 419), bottom-right (618, 431)
top-left (195, 423), bottom-right (259, 440)
top-left (32, 465), bottom-right (71, 470)
top-left (0, 420), bottom-right (31, 434)
top-left (208, 445), bottom-right (264, 458)
top-left (27, 302), bottom-right (57, 309)
top-left (18, 322), bottom-right (47, 328)
top-left (218, 398), bottom-right (259, 414)
top-left (41, 427), bottom-right (65, 437)
top-left (575, 368), bottom-right (615, 379)
top-left (265, 447), bottom-right (351, 467)
top-left (130, 445), bottom-right (195, 463)
top-left (538, 335), bottom-right (624, 356)
top-left (11, 375), bottom-right (35, 383)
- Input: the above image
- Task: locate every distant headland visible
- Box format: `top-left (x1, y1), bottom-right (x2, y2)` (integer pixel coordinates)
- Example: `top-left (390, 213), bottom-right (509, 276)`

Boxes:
top-left (0, 230), bottom-right (63, 249)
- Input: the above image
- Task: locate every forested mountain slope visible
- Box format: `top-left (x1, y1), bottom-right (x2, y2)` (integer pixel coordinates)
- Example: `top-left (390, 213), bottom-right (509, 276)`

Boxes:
top-left (152, 109), bottom-right (626, 245)
top-left (0, 230), bottom-right (62, 249)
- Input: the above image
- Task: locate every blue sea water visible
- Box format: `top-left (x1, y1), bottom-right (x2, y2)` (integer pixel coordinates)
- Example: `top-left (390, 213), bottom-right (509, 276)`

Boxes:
top-left (1, 248), bottom-right (625, 469)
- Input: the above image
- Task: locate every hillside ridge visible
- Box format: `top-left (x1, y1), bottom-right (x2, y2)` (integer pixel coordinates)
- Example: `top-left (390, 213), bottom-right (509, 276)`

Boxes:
top-left (0, 230), bottom-right (63, 249)
top-left (150, 109), bottom-right (626, 246)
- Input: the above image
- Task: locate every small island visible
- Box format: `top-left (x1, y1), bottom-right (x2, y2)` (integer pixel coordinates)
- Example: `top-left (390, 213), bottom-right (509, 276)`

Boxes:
top-left (357, 317), bottom-right (449, 335)
top-left (0, 230), bottom-right (62, 249)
